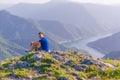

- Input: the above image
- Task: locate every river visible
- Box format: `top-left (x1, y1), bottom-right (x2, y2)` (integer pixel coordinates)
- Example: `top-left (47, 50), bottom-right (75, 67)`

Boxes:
top-left (63, 34), bottom-right (113, 58)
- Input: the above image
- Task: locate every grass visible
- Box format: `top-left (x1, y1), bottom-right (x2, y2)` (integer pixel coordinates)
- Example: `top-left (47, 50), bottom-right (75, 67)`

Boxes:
top-left (0, 51), bottom-right (120, 79)
top-left (12, 68), bottom-right (35, 78)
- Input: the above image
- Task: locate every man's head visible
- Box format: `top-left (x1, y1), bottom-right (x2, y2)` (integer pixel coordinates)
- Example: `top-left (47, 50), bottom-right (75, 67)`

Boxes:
top-left (38, 32), bottom-right (44, 39)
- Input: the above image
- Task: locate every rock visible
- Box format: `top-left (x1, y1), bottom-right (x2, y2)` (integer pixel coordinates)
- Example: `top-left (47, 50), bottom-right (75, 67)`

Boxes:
top-left (56, 51), bottom-right (64, 55)
top-left (88, 76), bottom-right (99, 80)
top-left (36, 62), bottom-right (41, 67)
top-left (8, 65), bottom-right (15, 70)
top-left (27, 75), bottom-right (33, 79)
top-left (65, 60), bottom-right (73, 66)
top-left (58, 77), bottom-right (68, 80)
top-left (99, 61), bottom-right (116, 68)
top-left (33, 54), bottom-right (44, 61)
top-left (0, 50), bottom-right (118, 79)
top-left (81, 64), bottom-right (88, 70)
top-left (15, 61), bottom-right (29, 68)
top-left (0, 62), bottom-right (4, 66)
top-left (73, 65), bottom-right (83, 71)
top-left (52, 51), bottom-right (65, 56)
top-left (72, 73), bottom-right (78, 77)
top-left (81, 78), bottom-right (86, 80)
top-left (52, 54), bottom-right (65, 62)
top-left (91, 59), bottom-right (116, 70)
top-left (82, 58), bottom-right (93, 65)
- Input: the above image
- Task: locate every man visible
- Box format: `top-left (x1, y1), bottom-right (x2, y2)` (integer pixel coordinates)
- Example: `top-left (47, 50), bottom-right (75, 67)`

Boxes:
top-left (27, 32), bottom-right (50, 52)
top-left (38, 32), bottom-right (50, 52)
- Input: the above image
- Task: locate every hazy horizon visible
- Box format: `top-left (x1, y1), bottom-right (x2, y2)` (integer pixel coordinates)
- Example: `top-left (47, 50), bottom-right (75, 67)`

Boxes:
top-left (0, 0), bottom-right (120, 5)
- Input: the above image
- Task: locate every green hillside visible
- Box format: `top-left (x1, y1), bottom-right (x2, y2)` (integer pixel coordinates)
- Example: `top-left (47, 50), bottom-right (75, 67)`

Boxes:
top-left (0, 51), bottom-right (120, 80)
top-left (0, 10), bottom-right (67, 57)
top-left (0, 37), bottom-right (25, 60)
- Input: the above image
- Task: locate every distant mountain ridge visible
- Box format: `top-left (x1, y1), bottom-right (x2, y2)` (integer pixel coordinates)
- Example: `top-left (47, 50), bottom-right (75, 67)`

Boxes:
top-left (0, 36), bottom-right (25, 60)
top-left (0, 10), bottom-right (82, 42)
top-left (103, 51), bottom-right (120, 59)
top-left (39, 20), bottom-right (73, 40)
top-left (83, 4), bottom-right (120, 33)
top-left (0, 10), bottom-right (68, 59)
top-left (0, 10), bottom-right (38, 40)
top-left (1, 2), bottom-right (120, 60)
top-left (88, 32), bottom-right (120, 59)
top-left (6, 2), bottom-right (113, 38)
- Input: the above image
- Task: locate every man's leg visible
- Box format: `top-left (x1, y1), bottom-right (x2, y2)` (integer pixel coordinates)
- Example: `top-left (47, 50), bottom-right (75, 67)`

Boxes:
top-left (25, 41), bottom-right (41, 52)
top-left (28, 45), bottom-right (36, 52)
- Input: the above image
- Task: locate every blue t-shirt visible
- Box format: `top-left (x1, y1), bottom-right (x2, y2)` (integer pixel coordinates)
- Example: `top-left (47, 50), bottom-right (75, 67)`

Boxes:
top-left (39, 37), bottom-right (49, 52)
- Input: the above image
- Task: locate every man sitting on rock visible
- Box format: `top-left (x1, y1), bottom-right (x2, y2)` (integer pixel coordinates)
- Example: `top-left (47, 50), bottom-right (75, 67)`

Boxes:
top-left (26, 32), bottom-right (50, 52)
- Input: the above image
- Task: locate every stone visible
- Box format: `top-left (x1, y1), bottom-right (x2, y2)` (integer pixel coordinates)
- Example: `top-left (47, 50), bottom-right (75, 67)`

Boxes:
top-left (52, 54), bottom-right (65, 62)
top-left (83, 58), bottom-right (93, 65)
top-left (65, 60), bottom-right (73, 66)
top-left (72, 73), bottom-right (78, 77)
top-left (81, 64), bottom-right (88, 70)
top-left (15, 61), bottom-right (29, 68)
top-left (73, 65), bottom-right (83, 71)
top-left (36, 62), bottom-right (41, 67)
top-left (58, 77), bottom-right (68, 80)
top-left (8, 65), bottom-right (15, 70)
top-left (33, 54), bottom-right (44, 61)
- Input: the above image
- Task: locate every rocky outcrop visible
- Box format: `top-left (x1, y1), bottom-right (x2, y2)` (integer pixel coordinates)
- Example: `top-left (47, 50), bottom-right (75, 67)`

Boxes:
top-left (0, 51), bottom-right (119, 80)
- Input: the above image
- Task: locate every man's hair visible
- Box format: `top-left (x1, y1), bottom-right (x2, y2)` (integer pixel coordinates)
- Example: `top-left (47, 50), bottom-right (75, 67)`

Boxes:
top-left (38, 32), bottom-right (44, 35)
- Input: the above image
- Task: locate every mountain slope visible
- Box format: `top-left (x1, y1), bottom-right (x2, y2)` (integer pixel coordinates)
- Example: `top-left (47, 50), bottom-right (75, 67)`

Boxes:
top-left (88, 32), bottom-right (120, 59)
top-left (6, 2), bottom-right (111, 38)
top-left (103, 51), bottom-right (120, 59)
top-left (0, 10), bottom-right (38, 40)
top-left (0, 36), bottom-right (25, 60)
top-left (0, 51), bottom-right (119, 79)
top-left (30, 20), bottom-right (84, 43)
top-left (0, 10), bottom-right (66, 51)
top-left (0, 10), bottom-right (80, 42)
top-left (83, 4), bottom-right (120, 33)
top-left (39, 20), bottom-right (73, 40)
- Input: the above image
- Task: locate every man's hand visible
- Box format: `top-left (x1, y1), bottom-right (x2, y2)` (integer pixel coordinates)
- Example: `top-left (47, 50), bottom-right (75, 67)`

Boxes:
top-left (30, 42), bottom-right (33, 46)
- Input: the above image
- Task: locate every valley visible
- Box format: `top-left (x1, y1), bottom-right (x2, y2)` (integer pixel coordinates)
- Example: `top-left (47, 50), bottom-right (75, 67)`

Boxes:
top-left (63, 33), bottom-right (113, 58)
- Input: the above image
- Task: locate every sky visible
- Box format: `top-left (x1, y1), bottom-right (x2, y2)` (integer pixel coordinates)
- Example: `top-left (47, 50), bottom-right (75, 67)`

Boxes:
top-left (0, 0), bottom-right (120, 5)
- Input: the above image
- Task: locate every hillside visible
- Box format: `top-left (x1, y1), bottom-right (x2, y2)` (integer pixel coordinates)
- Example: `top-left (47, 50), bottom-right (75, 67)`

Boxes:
top-left (6, 2), bottom-right (112, 38)
top-left (0, 10), bottom-right (66, 51)
top-left (0, 37), bottom-right (25, 60)
top-left (0, 51), bottom-right (119, 80)
top-left (0, 10), bottom-right (68, 42)
top-left (30, 20), bottom-right (81, 43)
top-left (0, 10), bottom-right (79, 43)
top-left (39, 20), bottom-right (73, 40)
top-left (88, 32), bottom-right (120, 59)
top-left (83, 4), bottom-right (120, 33)
top-left (0, 10), bottom-right (38, 40)
top-left (103, 51), bottom-right (120, 59)
top-left (0, 10), bottom-right (68, 60)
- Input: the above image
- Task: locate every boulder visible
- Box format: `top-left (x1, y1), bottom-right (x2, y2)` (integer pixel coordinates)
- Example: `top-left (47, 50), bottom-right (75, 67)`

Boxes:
top-left (73, 65), bottom-right (83, 71)
top-left (33, 54), bottom-right (44, 61)
top-left (65, 60), bottom-right (73, 66)
top-left (58, 77), bottom-right (68, 80)
top-left (15, 61), bottom-right (29, 68)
